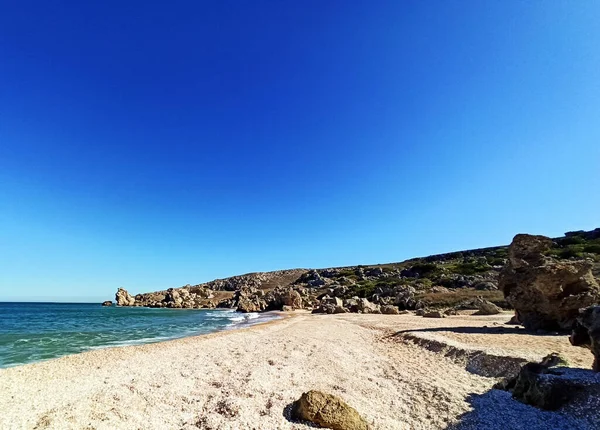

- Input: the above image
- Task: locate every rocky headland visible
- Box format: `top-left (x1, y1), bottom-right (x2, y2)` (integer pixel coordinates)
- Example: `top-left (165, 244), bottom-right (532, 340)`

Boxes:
top-left (112, 228), bottom-right (600, 322)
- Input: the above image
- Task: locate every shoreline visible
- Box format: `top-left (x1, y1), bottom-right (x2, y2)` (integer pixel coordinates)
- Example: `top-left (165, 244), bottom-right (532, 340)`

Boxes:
top-left (0, 312), bottom-right (595, 429)
top-left (0, 307), bottom-right (288, 371)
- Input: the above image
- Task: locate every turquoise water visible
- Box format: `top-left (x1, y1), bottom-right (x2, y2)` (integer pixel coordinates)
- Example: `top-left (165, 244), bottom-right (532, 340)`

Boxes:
top-left (0, 302), bottom-right (278, 368)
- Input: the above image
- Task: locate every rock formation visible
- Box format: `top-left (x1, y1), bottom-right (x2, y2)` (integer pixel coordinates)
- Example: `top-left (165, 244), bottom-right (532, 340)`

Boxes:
top-left (115, 288), bottom-right (135, 306)
top-left (498, 234), bottom-right (600, 330)
top-left (291, 390), bottom-right (369, 430)
top-left (570, 306), bottom-right (600, 371)
top-left (496, 353), bottom-right (600, 411)
top-left (101, 301), bottom-right (113, 307)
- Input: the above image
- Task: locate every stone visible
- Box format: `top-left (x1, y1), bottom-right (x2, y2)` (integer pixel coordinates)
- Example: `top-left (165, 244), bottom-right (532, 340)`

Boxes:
top-left (423, 310), bottom-right (445, 318)
top-left (381, 305), bottom-right (400, 315)
top-left (358, 298), bottom-right (380, 314)
top-left (498, 234), bottom-right (600, 331)
top-left (291, 390), bottom-right (369, 430)
top-left (570, 306), bottom-right (600, 371)
top-left (473, 297), bottom-right (502, 315)
top-left (101, 301), bottom-right (113, 307)
top-left (506, 314), bottom-right (521, 325)
top-left (115, 288), bottom-right (136, 306)
top-left (281, 305), bottom-right (294, 312)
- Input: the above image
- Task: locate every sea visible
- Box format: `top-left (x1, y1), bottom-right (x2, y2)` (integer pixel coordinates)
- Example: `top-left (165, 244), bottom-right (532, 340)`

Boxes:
top-left (0, 302), bottom-right (280, 368)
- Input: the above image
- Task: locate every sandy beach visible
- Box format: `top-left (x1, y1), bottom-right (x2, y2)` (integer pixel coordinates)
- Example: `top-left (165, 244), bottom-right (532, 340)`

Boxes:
top-left (0, 312), bottom-right (595, 430)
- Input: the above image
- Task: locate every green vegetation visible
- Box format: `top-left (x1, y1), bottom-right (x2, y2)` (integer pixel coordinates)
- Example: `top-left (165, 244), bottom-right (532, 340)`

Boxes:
top-left (447, 260), bottom-right (491, 276)
top-left (416, 289), bottom-right (507, 309)
top-left (547, 232), bottom-right (600, 261)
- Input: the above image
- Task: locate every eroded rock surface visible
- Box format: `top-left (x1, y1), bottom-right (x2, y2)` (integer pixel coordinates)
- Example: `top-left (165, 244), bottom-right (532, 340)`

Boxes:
top-left (499, 234), bottom-right (600, 330)
top-left (115, 288), bottom-right (135, 306)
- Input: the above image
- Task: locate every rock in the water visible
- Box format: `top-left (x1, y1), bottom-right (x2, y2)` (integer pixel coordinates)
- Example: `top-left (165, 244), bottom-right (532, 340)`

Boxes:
top-left (101, 301), bottom-right (113, 307)
top-left (115, 288), bottom-right (136, 306)
top-left (498, 234), bottom-right (600, 331)
top-left (570, 306), bottom-right (600, 371)
top-left (380, 305), bottom-right (400, 315)
top-left (473, 297), bottom-right (502, 315)
top-left (291, 390), bottom-right (369, 430)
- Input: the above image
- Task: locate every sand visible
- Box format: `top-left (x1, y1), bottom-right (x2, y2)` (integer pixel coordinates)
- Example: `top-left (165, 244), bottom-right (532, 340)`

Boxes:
top-left (0, 311), bottom-right (596, 430)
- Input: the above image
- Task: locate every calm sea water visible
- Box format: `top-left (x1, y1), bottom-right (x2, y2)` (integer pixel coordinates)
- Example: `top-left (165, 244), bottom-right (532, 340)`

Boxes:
top-left (0, 302), bottom-right (279, 368)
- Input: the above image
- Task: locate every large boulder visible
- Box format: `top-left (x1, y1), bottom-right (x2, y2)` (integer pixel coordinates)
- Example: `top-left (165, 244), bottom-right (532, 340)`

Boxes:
top-left (358, 298), bottom-right (380, 314)
top-left (234, 287), bottom-right (267, 313)
top-left (313, 295), bottom-right (345, 314)
top-left (291, 390), bottom-right (369, 430)
top-left (570, 306), bottom-right (600, 371)
top-left (164, 288), bottom-right (184, 308)
top-left (498, 234), bottom-right (600, 331)
top-left (115, 288), bottom-right (135, 306)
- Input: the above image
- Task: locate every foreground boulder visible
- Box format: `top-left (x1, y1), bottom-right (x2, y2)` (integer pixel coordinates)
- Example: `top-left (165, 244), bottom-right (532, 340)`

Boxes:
top-left (570, 306), bottom-right (600, 371)
top-left (115, 288), bottom-right (135, 306)
top-left (291, 390), bottom-right (369, 430)
top-left (498, 234), bottom-right (600, 330)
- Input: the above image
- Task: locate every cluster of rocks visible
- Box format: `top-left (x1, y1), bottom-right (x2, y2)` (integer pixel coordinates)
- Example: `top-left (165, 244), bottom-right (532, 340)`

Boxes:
top-left (499, 234), bottom-right (600, 331)
top-left (311, 283), bottom-right (424, 315)
top-left (234, 286), bottom-right (305, 313)
top-left (115, 286), bottom-right (218, 309)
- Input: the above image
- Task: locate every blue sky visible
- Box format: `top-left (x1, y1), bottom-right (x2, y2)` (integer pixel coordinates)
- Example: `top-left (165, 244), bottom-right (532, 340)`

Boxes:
top-left (1, 1), bottom-right (599, 302)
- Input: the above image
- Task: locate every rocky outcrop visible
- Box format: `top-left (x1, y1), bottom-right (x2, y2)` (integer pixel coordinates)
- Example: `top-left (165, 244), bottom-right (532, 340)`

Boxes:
top-left (101, 301), bottom-right (113, 307)
top-left (570, 306), bottom-right (600, 371)
top-left (234, 286), bottom-right (305, 313)
top-left (115, 288), bottom-right (135, 306)
top-left (499, 234), bottom-right (600, 331)
top-left (291, 390), bottom-right (369, 430)
top-left (496, 354), bottom-right (600, 411)
top-left (473, 297), bottom-right (502, 315)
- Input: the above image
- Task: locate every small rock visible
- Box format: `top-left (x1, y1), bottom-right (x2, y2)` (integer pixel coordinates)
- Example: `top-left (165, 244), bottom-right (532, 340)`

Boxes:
top-left (473, 297), bottom-right (502, 315)
top-left (101, 301), bottom-right (113, 307)
top-left (291, 390), bottom-right (369, 430)
top-left (380, 305), bottom-right (400, 315)
top-left (423, 310), bottom-right (445, 318)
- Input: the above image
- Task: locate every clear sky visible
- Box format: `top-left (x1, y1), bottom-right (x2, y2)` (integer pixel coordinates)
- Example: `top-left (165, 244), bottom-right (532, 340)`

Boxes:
top-left (1, 1), bottom-right (599, 302)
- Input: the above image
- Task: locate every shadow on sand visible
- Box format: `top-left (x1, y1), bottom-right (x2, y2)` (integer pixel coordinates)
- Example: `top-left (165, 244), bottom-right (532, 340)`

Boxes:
top-left (444, 389), bottom-right (593, 430)
top-left (391, 325), bottom-right (562, 337)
